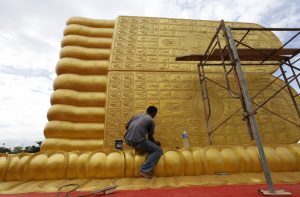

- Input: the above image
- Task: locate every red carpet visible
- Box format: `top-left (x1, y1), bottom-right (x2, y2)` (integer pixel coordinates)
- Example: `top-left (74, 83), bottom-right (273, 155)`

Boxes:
top-left (1, 184), bottom-right (299, 197)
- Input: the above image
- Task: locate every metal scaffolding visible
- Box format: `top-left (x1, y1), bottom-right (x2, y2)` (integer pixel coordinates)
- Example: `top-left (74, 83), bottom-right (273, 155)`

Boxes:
top-left (176, 20), bottom-right (300, 195)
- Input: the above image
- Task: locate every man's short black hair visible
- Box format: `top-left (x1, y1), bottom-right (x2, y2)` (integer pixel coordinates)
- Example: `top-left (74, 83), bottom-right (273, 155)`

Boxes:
top-left (147, 106), bottom-right (158, 114)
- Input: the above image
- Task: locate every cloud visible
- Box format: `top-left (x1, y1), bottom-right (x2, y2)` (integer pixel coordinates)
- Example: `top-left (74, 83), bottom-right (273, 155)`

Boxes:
top-left (0, 65), bottom-right (53, 80)
top-left (0, 69), bottom-right (51, 148)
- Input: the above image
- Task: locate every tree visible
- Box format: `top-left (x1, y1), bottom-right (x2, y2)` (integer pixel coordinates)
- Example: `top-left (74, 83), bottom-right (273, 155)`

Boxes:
top-left (0, 146), bottom-right (11, 153)
top-left (1, 141), bottom-right (42, 154)
top-left (23, 141), bottom-right (42, 153)
top-left (12, 146), bottom-right (24, 154)
top-left (36, 141), bottom-right (42, 147)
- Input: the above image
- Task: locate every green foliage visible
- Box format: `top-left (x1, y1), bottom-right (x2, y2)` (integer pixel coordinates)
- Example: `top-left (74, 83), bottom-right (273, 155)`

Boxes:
top-left (0, 146), bottom-right (11, 153)
top-left (0, 141), bottom-right (42, 154)
top-left (12, 146), bottom-right (24, 154)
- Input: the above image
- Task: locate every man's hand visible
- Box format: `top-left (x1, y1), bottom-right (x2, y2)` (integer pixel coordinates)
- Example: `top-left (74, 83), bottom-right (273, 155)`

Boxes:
top-left (155, 141), bottom-right (161, 146)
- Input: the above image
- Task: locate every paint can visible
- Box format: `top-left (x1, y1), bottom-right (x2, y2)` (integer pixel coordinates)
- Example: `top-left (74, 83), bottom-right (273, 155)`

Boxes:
top-left (115, 139), bottom-right (123, 150)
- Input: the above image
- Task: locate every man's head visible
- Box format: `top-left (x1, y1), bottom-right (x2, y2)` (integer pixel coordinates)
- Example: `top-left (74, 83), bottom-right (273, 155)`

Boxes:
top-left (146, 106), bottom-right (158, 118)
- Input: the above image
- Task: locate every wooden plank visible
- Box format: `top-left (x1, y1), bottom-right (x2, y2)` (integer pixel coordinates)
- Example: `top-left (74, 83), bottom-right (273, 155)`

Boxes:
top-left (175, 48), bottom-right (300, 62)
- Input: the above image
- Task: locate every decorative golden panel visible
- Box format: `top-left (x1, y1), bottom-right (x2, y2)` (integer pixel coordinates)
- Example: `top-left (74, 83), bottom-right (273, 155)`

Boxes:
top-left (105, 71), bottom-right (300, 148)
top-left (104, 16), bottom-right (300, 148)
top-left (105, 71), bottom-right (205, 148)
top-left (110, 16), bottom-right (281, 73)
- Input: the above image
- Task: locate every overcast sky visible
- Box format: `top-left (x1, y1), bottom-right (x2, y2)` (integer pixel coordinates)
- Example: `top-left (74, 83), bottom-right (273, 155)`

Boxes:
top-left (0, 0), bottom-right (299, 148)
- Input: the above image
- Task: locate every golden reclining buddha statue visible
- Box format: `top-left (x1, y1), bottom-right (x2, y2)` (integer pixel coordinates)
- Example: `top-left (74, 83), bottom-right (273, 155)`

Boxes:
top-left (0, 16), bottom-right (300, 193)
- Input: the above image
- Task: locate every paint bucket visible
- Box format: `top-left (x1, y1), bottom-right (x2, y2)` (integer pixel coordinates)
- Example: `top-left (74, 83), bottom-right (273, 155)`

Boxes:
top-left (115, 139), bottom-right (123, 150)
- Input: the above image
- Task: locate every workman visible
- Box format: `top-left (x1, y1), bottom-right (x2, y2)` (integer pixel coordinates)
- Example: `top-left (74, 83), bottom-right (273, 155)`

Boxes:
top-left (124, 106), bottom-right (162, 178)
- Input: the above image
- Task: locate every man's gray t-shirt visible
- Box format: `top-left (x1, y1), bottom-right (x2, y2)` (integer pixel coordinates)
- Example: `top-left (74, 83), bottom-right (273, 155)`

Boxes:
top-left (124, 113), bottom-right (155, 144)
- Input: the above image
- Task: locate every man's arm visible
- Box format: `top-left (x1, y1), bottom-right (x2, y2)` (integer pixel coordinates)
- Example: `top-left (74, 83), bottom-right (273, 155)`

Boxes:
top-left (148, 130), bottom-right (155, 142)
top-left (147, 121), bottom-right (161, 146)
top-left (148, 132), bottom-right (161, 146)
top-left (124, 116), bottom-right (134, 139)
top-left (125, 116), bottom-right (134, 130)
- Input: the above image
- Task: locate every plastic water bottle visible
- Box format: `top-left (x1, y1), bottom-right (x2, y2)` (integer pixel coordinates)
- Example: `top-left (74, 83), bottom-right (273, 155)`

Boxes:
top-left (182, 129), bottom-right (189, 149)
